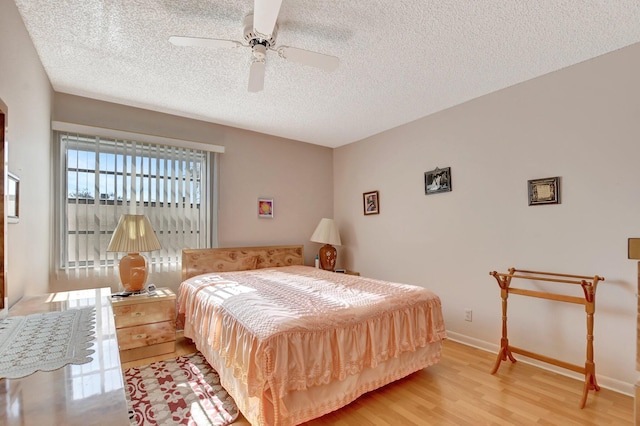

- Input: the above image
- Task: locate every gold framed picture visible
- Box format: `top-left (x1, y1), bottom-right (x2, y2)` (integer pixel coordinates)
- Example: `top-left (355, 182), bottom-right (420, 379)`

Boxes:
top-left (528, 176), bottom-right (560, 205)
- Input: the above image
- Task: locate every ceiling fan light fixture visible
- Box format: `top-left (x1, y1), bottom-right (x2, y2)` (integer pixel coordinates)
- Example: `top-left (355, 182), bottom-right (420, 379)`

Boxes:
top-left (252, 43), bottom-right (267, 60)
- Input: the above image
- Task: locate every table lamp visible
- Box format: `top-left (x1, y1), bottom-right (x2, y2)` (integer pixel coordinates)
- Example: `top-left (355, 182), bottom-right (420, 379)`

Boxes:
top-left (310, 218), bottom-right (341, 271)
top-left (107, 214), bottom-right (161, 292)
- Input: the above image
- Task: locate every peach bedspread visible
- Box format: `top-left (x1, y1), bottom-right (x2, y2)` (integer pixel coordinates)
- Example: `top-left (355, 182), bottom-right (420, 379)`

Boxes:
top-left (178, 265), bottom-right (446, 425)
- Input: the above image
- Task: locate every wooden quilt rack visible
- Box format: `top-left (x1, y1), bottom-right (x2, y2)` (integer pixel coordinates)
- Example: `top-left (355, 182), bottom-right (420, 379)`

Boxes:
top-left (489, 268), bottom-right (605, 408)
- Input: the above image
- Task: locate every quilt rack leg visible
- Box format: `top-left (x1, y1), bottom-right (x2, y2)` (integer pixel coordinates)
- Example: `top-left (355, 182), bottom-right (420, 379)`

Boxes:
top-left (491, 278), bottom-right (516, 375)
top-left (491, 338), bottom-right (517, 374)
top-left (580, 370), bottom-right (599, 409)
top-left (579, 298), bottom-right (600, 408)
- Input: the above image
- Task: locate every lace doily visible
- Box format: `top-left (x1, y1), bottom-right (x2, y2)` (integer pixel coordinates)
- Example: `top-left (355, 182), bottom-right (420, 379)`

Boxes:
top-left (0, 307), bottom-right (96, 379)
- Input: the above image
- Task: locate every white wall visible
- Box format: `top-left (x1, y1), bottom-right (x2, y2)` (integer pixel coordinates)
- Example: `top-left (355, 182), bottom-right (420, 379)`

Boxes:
top-left (52, 94), bottom-right (333, 295)
top-left (216, 129), bottom-right (334, 253)
top-left (334, 42), bottom-right (640, 394)
top-left (0, 0), bottom-right (53, 307)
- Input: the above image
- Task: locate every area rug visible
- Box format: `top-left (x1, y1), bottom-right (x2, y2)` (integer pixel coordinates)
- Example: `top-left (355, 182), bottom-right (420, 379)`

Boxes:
top-left (0, 307), bottom-right (96, 379)
top-left (125, 352), bottom-right (239, 425)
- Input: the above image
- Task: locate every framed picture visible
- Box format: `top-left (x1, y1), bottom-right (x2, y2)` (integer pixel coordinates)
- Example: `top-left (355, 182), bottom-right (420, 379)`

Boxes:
top-left (363, 190), bottom-right (379, 215)
top-left (628, 238), bottom-right (640, 259)
top-left (528, 177), bottom-right (560, 205)
top-left (424, 167), bottom-right (451, 195)
top-left (7, 172), bottom-right (19, 223)
top-left (258, 198), bottom-right (274, 218)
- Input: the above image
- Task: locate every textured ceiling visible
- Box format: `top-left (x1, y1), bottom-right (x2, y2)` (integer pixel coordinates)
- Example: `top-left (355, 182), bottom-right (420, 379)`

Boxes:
top-left (13, 0), bottom-right (640, 148)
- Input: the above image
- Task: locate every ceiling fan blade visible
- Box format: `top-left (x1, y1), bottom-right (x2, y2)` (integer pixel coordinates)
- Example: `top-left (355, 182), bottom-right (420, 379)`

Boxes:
top-left (248, 60), bottom-right (266, 92)
top-left (169, 36), bottom-right (243, 50)
top-left (277, 46), bottom-right (339, 72)
top-left (253, 0), bottom-right (282, 36)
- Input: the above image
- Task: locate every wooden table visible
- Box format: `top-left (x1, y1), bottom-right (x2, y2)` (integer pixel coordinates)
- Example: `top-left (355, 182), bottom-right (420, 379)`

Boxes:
top-left (0, 288), bottom-right (130, 426)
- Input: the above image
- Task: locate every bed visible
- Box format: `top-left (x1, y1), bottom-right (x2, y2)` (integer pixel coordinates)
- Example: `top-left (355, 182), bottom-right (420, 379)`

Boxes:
top-left (178, 245), bottom-right (447, 425)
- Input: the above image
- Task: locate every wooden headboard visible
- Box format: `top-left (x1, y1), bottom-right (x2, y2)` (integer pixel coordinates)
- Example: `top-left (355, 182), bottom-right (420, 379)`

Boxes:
top-left (182, 245), bottom-right (305, 280)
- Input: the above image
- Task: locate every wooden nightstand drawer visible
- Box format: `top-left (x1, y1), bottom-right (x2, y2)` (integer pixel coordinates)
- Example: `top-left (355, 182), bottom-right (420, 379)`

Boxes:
top-left (113, 300), bottom-right (175, 328)
top-left (117, 321), bottom-right (176, 351)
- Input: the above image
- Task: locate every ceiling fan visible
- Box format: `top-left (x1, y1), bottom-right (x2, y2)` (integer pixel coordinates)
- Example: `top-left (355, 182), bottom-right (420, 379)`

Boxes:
top-left (169, 0), bottom-right (339, 92)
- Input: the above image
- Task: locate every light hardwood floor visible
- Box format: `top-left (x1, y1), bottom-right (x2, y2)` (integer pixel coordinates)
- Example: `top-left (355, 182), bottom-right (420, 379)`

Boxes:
top-left (122, 334), bottom-right (633, 425)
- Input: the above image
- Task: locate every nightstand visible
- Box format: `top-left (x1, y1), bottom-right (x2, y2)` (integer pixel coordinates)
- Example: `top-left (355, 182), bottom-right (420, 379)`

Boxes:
top-left (111, 287), bottom-right (176, 363)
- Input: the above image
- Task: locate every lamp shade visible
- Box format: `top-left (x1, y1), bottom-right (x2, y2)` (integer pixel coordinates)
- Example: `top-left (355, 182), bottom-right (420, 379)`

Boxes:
top-left (310, 218), bottom-right (341, 246)
top-left (107, 214), bottom-right (161, 253)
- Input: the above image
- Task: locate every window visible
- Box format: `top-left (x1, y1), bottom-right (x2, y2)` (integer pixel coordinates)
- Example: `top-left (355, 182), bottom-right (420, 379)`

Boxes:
top-left (54, 125), bottom-right (221, 274)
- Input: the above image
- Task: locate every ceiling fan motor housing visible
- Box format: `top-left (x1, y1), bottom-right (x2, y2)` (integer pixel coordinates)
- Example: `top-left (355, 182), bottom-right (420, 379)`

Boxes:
top-left (244, 12), bottom-right (277, 56)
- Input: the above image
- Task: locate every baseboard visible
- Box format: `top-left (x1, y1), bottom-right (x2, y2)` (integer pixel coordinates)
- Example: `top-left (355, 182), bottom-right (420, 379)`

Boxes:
top-left (445, 330), bottom-right (635, 397)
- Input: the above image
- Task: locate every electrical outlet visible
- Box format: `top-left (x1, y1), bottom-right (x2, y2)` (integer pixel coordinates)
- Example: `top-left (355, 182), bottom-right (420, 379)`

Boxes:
top-left (464, 309), bottom-right (472, 322)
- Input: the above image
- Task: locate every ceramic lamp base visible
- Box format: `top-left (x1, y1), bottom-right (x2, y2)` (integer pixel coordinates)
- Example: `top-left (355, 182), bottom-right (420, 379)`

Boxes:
top-left (318, 244), bottom-right (337, 271)
top-left (118, 252), bottom-right (148, 292)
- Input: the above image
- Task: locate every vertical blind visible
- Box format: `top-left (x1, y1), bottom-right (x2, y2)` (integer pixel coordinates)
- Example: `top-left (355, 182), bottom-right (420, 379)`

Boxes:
top-left (56, 130), bottom-right (214, 275)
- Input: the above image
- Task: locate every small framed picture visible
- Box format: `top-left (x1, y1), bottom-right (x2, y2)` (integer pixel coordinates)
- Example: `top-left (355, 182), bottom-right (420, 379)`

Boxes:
top-left (528, 177), bottom-right (560, 205)
top-left (425, 167), bottom-right (452, 195)
top-left (363, 191), bottom-right (379, 215)
top-left (628, 238), bottom-right (640, 260)
top-left (7, 172), bottom-right (19, 223)
top-left (258, 198), bottom-right (274, 218)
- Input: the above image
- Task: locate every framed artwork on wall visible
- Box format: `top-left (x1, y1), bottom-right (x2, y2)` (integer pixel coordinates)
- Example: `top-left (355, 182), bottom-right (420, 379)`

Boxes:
top-left (424, 167), bottom-right (451, 195)
top-left (258, 198), bottom-right (274, 218)
top-left (363, 191), bottom-right (379, 215)
top-left (628, 238), bottom-right (640, 259)
top-left (7, 172), bottom-right (19, 223)
top-left (528, 176), bottom-right (560, 205)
